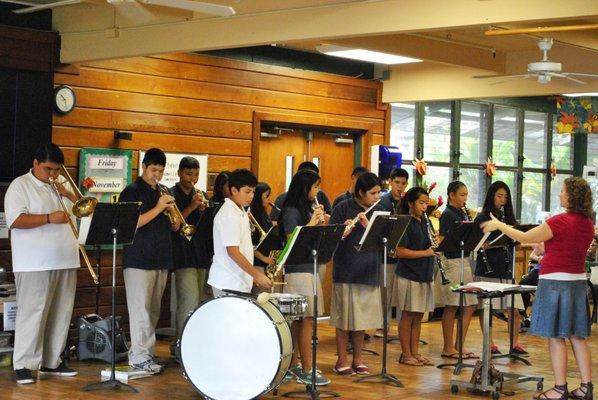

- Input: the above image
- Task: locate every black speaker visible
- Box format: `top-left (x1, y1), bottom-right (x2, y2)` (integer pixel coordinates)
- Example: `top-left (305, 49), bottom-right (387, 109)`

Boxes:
top-left (77, 314), bottom-right (128, 363)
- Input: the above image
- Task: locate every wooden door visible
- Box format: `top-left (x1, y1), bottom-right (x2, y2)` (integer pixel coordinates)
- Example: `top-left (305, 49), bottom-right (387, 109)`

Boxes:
top-left (258, 131), bottom-right (306, 197)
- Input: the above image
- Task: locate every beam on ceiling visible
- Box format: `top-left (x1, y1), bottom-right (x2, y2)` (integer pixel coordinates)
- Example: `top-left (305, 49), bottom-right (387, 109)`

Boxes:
top-left (58, 0), bottom-right (598, 63)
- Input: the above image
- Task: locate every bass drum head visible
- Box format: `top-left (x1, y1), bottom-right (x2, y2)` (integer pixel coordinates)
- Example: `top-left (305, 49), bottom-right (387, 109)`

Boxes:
top-left (180, 296), bottom-right (284, 400)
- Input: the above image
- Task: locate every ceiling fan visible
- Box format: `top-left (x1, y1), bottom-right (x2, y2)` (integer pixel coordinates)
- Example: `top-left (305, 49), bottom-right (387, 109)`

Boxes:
top-left (474, 38), bottom-right (598, 84)
top-left (1, 0), bottom-right (235, 17)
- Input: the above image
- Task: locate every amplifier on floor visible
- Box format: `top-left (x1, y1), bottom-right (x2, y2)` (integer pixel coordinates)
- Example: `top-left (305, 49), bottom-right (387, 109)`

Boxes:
top-left (77, 314), bottom-right (128, 363)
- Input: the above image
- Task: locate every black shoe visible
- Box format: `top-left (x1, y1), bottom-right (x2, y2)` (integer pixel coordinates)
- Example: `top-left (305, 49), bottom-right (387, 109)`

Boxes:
top-left (39, 361), bottom-right (78, 377)
top-left (15, 368), bottom-right (35, 384)
top-left (512, 345), bottom-right (529, 355)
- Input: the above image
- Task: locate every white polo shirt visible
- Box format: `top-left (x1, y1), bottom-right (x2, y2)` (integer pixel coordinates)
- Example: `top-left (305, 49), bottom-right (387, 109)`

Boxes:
top-left (4, 171), bottom-right (80, 272)
top-left (207, 198), bottom-right (254, 293)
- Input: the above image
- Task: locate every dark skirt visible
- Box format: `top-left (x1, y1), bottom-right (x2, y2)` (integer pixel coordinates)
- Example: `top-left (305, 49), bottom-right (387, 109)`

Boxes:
top-left (529, 279), bottom-right (591, 339)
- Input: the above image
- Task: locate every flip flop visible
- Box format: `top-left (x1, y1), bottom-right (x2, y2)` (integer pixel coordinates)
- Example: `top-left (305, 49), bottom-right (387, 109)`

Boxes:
top-left (332, 365), bottom-right (355, 376)
top-left (399, 354), bottom-right (423, 366)
top-left (464, 352), bottom-right (479, 359)
top-left (414, 354), bottom-right (433, 366)
top-left (440, 352), bottom-right (461, 359)
top-left (351, 364), bottom-right (370, 375)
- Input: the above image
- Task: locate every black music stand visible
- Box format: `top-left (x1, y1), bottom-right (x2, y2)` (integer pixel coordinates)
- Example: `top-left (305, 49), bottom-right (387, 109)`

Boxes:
top-left (282, 224), bottom-right (344, 400)
top-left (82, 202), bottom-right (141, 393)
top-left (353, 214), bottom-right (410, 388)
top-left (436, 220), bottom-right (484, 375)
top-left (490, 225), bottom-right (536, 366)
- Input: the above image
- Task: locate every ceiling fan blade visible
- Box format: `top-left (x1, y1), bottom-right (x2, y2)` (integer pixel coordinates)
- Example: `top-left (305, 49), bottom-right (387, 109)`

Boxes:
top-left (473, 74), bottom-right (532, 80)
top-left (562, 73), bottom-right (598, 80)
top-left (10, 0), bottom-right (83, 14)
top-left (547, 72), bottom-right (586, 85)
top-left (140, 0), bottom-right (235, 16)
top-left (113, 0), bottom-right (156, 24)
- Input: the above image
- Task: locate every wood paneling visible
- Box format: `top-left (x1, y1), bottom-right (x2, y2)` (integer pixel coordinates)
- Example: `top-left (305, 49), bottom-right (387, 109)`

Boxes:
top-left (46, 51), bottom-right (387, 338)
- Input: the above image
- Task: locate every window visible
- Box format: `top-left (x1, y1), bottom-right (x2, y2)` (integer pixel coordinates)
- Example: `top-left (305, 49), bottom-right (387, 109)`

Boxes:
top-left (423, 102), bottom-right (452, 162)
top-left (460, 168), bottom-right (486, 211)
top-left (521, 172), bottom-right (546, 224)
top-left (390, 103), bottom-right (416, 160)
top-left (552, 119), bottom-right (574, 170)
top-left (523, 111), bottom-right (547, 169)
top-left (424, 166), bottom-right (452, 203)
top-left (588, 133), bottom-right (598, 168)
top-left (460, 102), bottom-right (489, 164)
top-left (549, 174), bottom-right (570, 214)
top-left (493, 107), bottom-right (518, 167)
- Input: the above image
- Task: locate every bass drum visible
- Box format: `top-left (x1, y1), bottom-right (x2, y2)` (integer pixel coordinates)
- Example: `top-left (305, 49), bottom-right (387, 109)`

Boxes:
top-left (180, 294), bottom-right (292, 400)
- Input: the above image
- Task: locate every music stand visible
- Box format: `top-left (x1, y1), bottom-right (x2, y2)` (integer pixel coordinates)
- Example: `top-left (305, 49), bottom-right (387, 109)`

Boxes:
top-left (282, 224), bottom-right (344, 400)
top-left (436, 221), bottom-right (484, 375)
top-left (353, 214), bottom-right (410, 388)
top-left (490, 225), bottom-right (536, 366)
top-left (82, 202), bottom-right (141, 393)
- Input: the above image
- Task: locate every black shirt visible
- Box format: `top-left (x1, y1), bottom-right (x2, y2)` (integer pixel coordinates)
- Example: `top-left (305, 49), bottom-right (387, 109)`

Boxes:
top-left (119, 177), bottom-right (173, 270)
top-left (251, 210), bottom-right (274, 267)
top-left (170, 184), bottom-right (210, 270)
top-left (280, 206), bottom-right (312, 274)
top-left (332, 191), bottom-right (351, 209)
top-left (379, 192), bottom-right (401, 214)
top-left (473, 212), bottom-right (515, 279)
top-left (270, 191), bottom-right (332, 221)
top-left (395, 216), bottom-right (435, 283)
top-left (330, 198), bottom-right (382, 285)
top-left (439, 205), bottom-right (471, 259)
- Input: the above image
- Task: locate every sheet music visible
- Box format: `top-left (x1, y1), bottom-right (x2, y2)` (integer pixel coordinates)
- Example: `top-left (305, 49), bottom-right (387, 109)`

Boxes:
top-left (78, 216), bottom-right (92, 245)
top-left (472, 231), bottom-right (492, 254)
top-left (358, 211), bottom-right (390, 246)
top-left (460, 281), bottom-right (536, 292)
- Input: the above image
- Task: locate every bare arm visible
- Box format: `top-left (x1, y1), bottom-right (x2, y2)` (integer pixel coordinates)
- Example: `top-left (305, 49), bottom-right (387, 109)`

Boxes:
top-left (10, 211), bottom-right (69, 229)
top-left (481, 213), bottom-right (553, 243)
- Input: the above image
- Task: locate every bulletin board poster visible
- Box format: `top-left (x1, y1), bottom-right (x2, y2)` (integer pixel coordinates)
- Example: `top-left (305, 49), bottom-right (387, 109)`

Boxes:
top-left (78, 148), bottom-right (133, 203)
top-left (138, 151), bottom-right (208, 192)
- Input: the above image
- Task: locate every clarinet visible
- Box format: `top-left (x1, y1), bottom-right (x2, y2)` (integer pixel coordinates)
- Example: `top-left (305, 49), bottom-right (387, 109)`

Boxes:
top-left (476, 206), bottom-right (494, 275)
top-left (422, 213), bottom-right (451, 285)
top-left (499, 206), bottom-right (512, 275)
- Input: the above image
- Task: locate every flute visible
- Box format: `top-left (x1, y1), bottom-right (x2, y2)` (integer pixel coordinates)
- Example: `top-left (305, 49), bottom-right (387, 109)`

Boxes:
top-left (268, 201), bottom-right (281, 212)
top-left (343, 199), bottom-right (382, 235)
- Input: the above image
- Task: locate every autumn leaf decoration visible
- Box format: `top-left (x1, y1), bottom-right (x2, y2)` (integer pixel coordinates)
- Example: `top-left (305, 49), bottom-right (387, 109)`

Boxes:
top-left (82, 177), bottom-right (96, 190)
top-left (485, 157), bottom-right (496, 177)
top-left (555, 112), bottom-right (580, 134)
top-left (550, 159), bottom-right (557, 181)
top-left (583, 113), bottom-right (598, 134)
top-left (412, 158), bottom-right (427, 176)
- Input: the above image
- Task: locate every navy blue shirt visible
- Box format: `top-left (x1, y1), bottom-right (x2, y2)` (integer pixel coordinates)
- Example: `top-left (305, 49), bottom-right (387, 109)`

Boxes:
top-left (332, 191), bottom-right (351, 209)
top-left (331, 198), bottom-right (382, 285)
top-left (439, 205), bottom-right (471, 259)
top-left (379, 192), bottom-right (401, 214)
top-left (271, 191), bottom-right (332, 221)
top-left (395, 217), bottom-right (435, 283)
top-left (280, 206), bottom-right (312, 274)
top-left (119, 177), bottom-right (173, 270)
top-left (473, 212), bottom-right (515, 279)
top-left (170, 184), bottom-right (210, 269)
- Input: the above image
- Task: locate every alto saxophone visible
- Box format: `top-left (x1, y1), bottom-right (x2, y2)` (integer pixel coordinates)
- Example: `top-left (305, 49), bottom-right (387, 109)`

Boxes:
top-left (422, 213), bottom-right (451, 285)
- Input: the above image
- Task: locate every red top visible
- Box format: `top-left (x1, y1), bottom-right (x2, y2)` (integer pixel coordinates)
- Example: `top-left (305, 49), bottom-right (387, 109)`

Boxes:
top-left (541, 212), bottom-right (594, 275)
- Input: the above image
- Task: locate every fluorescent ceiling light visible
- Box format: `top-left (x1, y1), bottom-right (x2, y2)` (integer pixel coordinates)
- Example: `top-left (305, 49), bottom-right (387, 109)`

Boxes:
top-left (316, 44), bottom-right (422, 65)
top-left (562, 92), bottom-right (598, 97)
top-left (391, 102), bottom-right (416, 109)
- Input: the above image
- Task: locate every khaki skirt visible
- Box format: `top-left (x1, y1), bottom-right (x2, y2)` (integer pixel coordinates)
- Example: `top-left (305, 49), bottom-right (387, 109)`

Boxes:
top-left (437, 257), bottom-right (478, 307)
top-left (284, 272), bottom-right (324, 317)
top-left (330, 283), bottom-right (382, 331)
top-left (392, 275), bottom-right (435, 313)
top-left (473, 276), bottom-right (525, 310)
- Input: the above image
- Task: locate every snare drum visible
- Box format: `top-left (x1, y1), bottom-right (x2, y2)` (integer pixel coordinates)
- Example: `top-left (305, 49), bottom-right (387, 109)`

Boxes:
top-left (268, 293), bottom-right (308, 321)
top-left (179, 293), bottom-right (292, 400)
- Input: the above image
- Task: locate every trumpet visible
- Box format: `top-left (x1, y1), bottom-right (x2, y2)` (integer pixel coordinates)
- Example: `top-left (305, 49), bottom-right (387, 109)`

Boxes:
top-left (248, 210), bottom-right (268, 243)
top-left (49, 165), bottom-right (99, 285)
top-left (156, 183), bottom-right (196, 238)
top-left (422, 212), bottom-right (451, 285)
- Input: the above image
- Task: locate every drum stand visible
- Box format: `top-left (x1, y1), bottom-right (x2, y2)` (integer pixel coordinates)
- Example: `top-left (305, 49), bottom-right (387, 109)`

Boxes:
top-left (492, 244), bottom-right (530, 366)
top-left (283, 249), bottom-right (340, 399)
top-left (437, 243), bottom-right (475, 375)
top-left (354, 238), bottom-right (402, 387)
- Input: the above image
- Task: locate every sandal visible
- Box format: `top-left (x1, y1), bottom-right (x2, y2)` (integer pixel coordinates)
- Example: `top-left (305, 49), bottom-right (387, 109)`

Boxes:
top-left (533, 384), bottom-right (568, 400)
top-left (441, 352), bottom-right (461, 359)
top-left (398, 354), bottom-right (423, 366)
top-left (464, 351), bottom-right (479, 359)
top-left (332, 365), bottom-right (355, 376)
top-left (414, 354), bottom-right (433, 366)
top-left (351, 364), bottom-right (370, 375)
top-left (571, 382), bottom-right (593, 400)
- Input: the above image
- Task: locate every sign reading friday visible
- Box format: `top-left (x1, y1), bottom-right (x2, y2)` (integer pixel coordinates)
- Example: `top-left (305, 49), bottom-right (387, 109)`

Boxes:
top-left (88, 156), bottom-right (125, 170)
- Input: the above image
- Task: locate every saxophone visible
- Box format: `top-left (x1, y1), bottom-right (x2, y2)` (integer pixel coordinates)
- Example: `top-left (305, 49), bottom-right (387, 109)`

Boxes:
top-left (422, 213), bottom-right (451, 285)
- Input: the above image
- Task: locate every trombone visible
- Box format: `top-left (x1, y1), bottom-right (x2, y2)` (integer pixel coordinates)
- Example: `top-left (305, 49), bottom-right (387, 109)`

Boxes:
top-left (248, 210), bottom-right (268, 243)
top-left (49, 165), bottom-right (99, 285)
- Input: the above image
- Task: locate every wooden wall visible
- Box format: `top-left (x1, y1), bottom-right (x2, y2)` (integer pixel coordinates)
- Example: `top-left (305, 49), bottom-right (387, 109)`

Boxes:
top-left (48, 52), bottom-right (388, 332)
